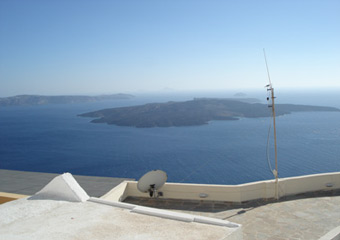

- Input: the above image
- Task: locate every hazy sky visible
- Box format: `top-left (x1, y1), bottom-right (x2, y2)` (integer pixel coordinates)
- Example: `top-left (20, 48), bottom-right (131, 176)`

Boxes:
top-left (0, 0), bottom-right (339, 97)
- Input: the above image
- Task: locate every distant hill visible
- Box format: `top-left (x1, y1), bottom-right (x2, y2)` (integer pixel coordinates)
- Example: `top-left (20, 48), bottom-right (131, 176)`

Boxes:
top-left (79, 98), bottom-right (340, 128)
top-left (194, 97), bottom-right (261, 104)
top-left (0, 94), bottom-right (134, 106)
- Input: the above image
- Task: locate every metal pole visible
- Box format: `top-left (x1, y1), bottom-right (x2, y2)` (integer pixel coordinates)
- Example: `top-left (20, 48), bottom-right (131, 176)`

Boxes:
top-left (271, 88), bottom-right (279, 200)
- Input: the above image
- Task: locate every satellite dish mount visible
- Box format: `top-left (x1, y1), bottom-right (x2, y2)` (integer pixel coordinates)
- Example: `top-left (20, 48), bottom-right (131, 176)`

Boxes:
top-left (149, 184), bottom-right (156, 197)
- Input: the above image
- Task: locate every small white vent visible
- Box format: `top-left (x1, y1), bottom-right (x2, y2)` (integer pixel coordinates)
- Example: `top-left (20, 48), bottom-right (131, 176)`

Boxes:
top-left (199, 193), bottom-right (208, 198)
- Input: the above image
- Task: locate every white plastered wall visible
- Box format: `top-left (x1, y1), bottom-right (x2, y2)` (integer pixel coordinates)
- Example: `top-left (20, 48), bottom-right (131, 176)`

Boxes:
top-left (104, 172), bottom-right (340, 203)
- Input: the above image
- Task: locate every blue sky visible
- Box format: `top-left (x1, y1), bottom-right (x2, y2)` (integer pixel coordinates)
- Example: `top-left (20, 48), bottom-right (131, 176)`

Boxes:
top-left (0, 0), bottom-right (339, 97)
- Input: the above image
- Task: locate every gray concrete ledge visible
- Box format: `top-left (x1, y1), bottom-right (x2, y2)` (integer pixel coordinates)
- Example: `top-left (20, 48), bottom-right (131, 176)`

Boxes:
top-left (0, 169), bottom-right (133, 197)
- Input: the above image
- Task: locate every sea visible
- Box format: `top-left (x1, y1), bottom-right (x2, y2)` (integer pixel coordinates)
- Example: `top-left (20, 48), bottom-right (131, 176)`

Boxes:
top-left (1, 90), bottom-right (340, 185)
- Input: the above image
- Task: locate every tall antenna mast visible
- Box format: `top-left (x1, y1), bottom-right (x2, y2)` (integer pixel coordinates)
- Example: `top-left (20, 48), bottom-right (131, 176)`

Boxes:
top-left (263, 48), bottom-right (279, 200)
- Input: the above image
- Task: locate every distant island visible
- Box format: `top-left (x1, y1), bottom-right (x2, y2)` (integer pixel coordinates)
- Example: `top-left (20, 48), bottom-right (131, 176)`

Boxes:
top-left (79, 98), bottom-right (340, 128)
top-left (0, 93), bottom-right (134, 106)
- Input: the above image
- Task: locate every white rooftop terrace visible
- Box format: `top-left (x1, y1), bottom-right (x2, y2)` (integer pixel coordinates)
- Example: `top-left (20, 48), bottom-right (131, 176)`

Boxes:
top-left (0, 173), bottom-right (241, 240)
top-left (0, 198), bottom-right (241, 240)
top-left (106, 171), bottom-right (340, 240)
top-left (2, 171), bottom-right (340, 239)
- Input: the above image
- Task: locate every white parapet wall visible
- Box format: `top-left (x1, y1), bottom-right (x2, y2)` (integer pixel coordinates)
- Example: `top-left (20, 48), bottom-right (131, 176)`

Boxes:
top-left (101, 172), bottom-right (340, 203)
top-left (279, 172), bottom-right (340, 197)
top-left (101, 181), bottom-right (129, 202)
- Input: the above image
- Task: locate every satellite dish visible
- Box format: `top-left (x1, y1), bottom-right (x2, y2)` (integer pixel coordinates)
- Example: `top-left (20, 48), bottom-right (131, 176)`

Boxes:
top-left (137, 170), bottom-right (167, 198)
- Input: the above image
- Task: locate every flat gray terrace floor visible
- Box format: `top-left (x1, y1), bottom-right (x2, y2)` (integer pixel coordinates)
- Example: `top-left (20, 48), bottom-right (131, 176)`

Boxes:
top-left (0, 169), bottom-right (133, 197)
top-left (125, 190), bottom-right (340, 240)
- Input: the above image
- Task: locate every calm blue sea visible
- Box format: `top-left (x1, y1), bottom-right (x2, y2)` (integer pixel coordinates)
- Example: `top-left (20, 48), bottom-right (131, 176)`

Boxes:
top-left (1, 90), bottom-right (340, 184)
